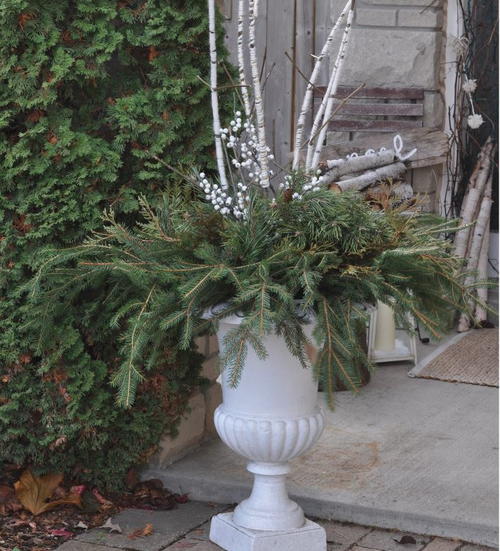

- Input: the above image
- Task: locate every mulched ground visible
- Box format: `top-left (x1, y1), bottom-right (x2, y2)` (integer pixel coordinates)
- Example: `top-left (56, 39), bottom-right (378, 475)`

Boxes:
top-left (0, 464), bottom-right (187, 551)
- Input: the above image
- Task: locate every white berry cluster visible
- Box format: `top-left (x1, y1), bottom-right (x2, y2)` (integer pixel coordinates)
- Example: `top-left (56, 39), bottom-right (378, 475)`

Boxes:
top-left (278, 174), bottom-right (293, 191)
top-left (197, 110), bottom-right (277, 219)
top-left (220, 111), bottom-right (274, 189)
top-left (301, 171), bottom-right (324, 193)
top-left (197, 172), bottom-right (246, 218)
top-left (278, 170), bottom-right (325, 201)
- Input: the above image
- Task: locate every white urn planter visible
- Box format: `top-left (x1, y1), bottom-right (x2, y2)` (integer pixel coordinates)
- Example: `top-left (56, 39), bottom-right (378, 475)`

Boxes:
top-left (209, 313), bottom-right (327, 551)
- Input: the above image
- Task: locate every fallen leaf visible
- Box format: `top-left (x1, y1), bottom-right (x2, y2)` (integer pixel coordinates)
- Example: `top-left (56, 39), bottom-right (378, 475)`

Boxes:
top-left (75, 521), bottom-right (88, 530)
top-left (92, 488), bottom-right (113, 508)
top-left (14, 471), bottom-right (81, 516)
top-left (5, 518), bottom-right (30, 528)
top-left (394, 535), bottom-right (417, 545)
top-left (102, 518), bottom-right (122, 534)
top-left (49, 528), bottom-right (74, 538)
top-left (70, 485), bottom-right (86, 496)
top-left (128, 523), bottom-right (154, 539)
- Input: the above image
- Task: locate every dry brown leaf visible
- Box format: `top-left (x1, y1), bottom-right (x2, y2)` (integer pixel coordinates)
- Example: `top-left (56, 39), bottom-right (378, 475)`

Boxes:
top-left (102, 518), bottom-right (122, 534)
top-left (14, 471), bottom-right (81, 516)
top-left (128, 523), bottom-right (154, 539)
top-left (92, 488), bottom-right (113, 509)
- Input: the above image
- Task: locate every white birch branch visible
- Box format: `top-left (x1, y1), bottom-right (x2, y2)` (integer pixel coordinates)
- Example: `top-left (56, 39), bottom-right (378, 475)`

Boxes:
top-left (237, 0), bottom-right (252, 118)
top-left (305, 8), bottom-right (353, 171)
top-left (292, 0), bottom-right (351, 170)
top-left (454, 139), bottom-right (493, 259)
top-left (474, 225), bottom-right (491, 323)
top-left (248, 0), bottom-right (270, 188)
top-left (308, 6), bottom-right (355, 171)
top-left (334, 162), bottom-right (407, 192)
top-left (457, 177), bottom-right (493, 332)
top-left (454, 187), bottom-right (482, 259)
top-left (208, 0), bottom-right (229, 190)
top-left (322, 149), bottom-right (396, 185)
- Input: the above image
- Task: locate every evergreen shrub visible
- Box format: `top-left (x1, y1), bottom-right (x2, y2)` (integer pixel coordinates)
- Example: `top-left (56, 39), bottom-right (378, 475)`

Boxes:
top-left (0, 0), bottom-right (227, 489)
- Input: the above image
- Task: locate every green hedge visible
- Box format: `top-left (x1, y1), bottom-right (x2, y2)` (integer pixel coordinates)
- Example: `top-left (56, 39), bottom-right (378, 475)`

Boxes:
top-left (0, 0), bottom-right (227, 489)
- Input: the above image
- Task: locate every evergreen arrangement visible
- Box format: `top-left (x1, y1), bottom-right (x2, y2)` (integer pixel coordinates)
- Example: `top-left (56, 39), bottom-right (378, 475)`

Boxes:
top-left (0, 0), bottom-right (227, 488)
top-left (30, 184), bottom-right (474, 408)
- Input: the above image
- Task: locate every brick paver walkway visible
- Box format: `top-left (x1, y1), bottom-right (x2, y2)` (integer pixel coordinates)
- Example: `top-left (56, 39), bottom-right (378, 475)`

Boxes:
top-left (164, 518), bottom-right (494, 551)
top-left (55, 502), bottom-right (497, 551)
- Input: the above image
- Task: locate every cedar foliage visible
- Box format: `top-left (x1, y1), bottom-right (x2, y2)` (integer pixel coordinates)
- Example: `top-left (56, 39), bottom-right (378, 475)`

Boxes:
top-left (30, 185), bottom-right (475, 409)
top-left (0, 0), bottom-right (227, 489)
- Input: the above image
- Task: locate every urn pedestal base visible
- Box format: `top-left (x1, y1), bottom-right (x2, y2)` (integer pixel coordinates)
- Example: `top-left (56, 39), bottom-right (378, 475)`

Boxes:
top-left (210, 512), bottom-right (327, 551)
top-left (232, 461), bottom-right (304, 531)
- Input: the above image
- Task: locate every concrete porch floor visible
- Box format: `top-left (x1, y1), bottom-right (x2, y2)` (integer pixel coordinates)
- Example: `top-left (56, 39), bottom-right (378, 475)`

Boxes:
top-left (146, 340), bottom-right (498, 548)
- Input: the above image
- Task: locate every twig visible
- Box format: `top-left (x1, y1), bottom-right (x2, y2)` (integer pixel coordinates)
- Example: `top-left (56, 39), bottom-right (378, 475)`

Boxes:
top-left (284, 51), bottom-right (323, 93)
top-left (305, 83), bottom-right (365, 148)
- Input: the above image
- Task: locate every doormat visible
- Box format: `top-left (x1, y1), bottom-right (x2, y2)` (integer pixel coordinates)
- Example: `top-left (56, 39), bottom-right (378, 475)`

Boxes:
top-left (411, 329), bottom-right (498, 387)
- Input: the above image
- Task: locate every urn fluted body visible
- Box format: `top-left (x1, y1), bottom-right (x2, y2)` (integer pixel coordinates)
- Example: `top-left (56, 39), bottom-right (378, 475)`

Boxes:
top-left (213, 314), bottom-right (325, 532)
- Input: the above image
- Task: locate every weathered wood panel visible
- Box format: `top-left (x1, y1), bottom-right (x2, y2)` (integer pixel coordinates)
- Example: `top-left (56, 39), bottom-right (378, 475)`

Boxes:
top-left (292, 0), bottom-right (315, 151)
top-left (331, 102), bottom-right (424, 116)
top-left (330, 119), bottom-right (423, 131)
top-left (314, 85), bottom-right (426, 100)
top-left (265, 0), bottom-right (295, 167)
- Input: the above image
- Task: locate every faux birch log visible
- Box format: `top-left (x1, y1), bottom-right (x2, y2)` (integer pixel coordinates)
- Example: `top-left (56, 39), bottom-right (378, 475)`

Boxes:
top-left (291, 0), bottom-right (351, 169)
top-left (457, 179), bottom-right (493, 332)
top-left (322, 149), bottom-right (396, 185)
top-left (208, 0), bottom-right (229, 190)
top-left (474, 225), bottom-right (491, 323)
top-left (454, 139), bottom-right (493, 259)
top-left (237, 0), bottom-right (251, 118)
top-left (305, 4), bottom-right (354, 170)
top-left (248, 0), bottom-right (270, 188)
top-left (309, 7), bottom-right (355, 171)
top-left (333, 162), bottom-right (407, 192)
